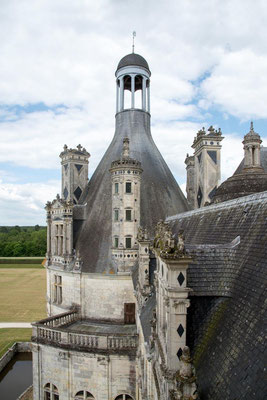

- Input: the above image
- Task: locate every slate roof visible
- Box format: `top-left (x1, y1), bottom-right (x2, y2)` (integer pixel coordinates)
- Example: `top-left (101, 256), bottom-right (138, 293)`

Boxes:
top-left (166, 191), bottom-right (267, 400)
top-left (117, 53), bottom-right (150, 72)
top-left (75, 109), bottom-right (189, 273)
top-left (140, 291), bottom-right (156, 343)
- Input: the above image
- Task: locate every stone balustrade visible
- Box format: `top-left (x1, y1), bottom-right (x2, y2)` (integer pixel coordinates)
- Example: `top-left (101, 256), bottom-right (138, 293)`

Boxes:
top-left (36, 309), bottom-right (79, 328)
top-left (32, 312), bottom-right (138, 353)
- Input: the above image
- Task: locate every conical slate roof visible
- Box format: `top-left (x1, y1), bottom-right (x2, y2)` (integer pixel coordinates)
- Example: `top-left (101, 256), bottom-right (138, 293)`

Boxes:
top-left (76, 109), bottom-right (189, 273)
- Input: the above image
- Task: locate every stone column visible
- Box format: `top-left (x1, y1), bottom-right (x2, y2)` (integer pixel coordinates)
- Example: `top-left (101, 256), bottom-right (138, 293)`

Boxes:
top-left (147, 84), bottom-right (150, 113)
top-left (63, 221), bottom-right (66, 255)
top-left (142, 77), bottom-right (146, 111)
top-left (120, 77), bottom-right (124, 111)
top-left (116, 80), bottom-right (119, 113)
top-left (67, 219), bottom-right (73, 254)
top-left (131, 75), bottom-right (135, 108)
top-left (57, 227), bottom-right (61, 256)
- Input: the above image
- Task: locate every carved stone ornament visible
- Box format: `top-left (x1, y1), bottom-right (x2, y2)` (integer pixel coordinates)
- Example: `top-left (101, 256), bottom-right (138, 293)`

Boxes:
top-left (45, 196), bottom-right (73, 211)
top-left (58, 351), bottom-right (68, 360)
top-left (137, 226), bottom-right (149, 241)
top-left (154, 221), bottom-right (186, 259)
top-left (172, 346), bottom-right (198, 400)
top-left (163, 296), bottom-right (170, 306)
top-left (173, 299), bottom-right (190, 309)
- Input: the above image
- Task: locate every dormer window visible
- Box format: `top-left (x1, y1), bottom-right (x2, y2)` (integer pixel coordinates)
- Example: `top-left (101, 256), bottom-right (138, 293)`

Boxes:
top-left (125, 182), bottom-right (132, 193)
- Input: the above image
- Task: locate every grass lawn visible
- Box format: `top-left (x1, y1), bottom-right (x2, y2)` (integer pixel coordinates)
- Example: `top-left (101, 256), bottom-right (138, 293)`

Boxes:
top-left (0, 264), bottom-right (43, 269)
top-left (0, 268), bottom-right (47, 322)
top-left (0, 257), bottom-right (45, 264)
top-left (0, 328), bottom-right (32, 358)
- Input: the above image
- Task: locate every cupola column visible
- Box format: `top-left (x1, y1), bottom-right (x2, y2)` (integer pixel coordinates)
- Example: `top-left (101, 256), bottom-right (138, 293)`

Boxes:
top-left (116, 80), bottom-right (119, 113)
top-left (131, 75), bottom-right (135, 108)
top-left (147, 83), bottom-right (150, 113)
top-left (119, 77), bottom-right (124, 111)
top-left (142, 77), bottom-right (146, 110)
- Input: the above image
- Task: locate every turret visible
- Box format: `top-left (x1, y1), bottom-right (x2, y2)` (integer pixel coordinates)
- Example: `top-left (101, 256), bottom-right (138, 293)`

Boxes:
top-left (242, 122), bottom-right (263, 172)
top-left (109, 138), bottom-right (143, 273)
top-left (60, 144), bottom-right (90, 204)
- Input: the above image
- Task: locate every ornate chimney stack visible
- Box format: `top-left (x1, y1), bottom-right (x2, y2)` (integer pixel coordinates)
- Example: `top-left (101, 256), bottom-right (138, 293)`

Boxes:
top-left (188, 126), bottom-right (224, 208)
top-left (60, 144), bottom-right (90, 204)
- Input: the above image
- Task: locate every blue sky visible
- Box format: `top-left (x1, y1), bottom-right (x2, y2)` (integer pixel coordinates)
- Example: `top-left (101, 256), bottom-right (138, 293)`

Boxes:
top-left (0, 0), bottom-right (266, 225)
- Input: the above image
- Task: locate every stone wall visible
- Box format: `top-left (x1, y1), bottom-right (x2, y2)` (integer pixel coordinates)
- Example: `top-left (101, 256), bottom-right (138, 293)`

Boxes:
top-left (47, 268), bottom-right (135, 322)
top-left (0, 342), bottom-right (31, 373)
top-left (32, 343), bottom-right (136, 400)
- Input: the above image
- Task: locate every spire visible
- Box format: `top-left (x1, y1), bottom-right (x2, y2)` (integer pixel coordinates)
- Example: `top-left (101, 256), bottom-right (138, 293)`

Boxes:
top-left (250, 121), bottom-right (254, 132)
top-left (122, 137), bottom-right (130, 159)
top-left (132, 31), bottom-right (136, 53)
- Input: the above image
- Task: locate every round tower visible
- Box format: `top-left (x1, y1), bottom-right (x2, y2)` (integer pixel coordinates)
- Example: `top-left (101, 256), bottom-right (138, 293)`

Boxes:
top-left (109, 138), bottom-right (143, 273)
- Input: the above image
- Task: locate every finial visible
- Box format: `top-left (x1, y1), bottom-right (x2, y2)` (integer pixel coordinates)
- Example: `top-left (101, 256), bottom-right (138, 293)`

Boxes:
top-left (132, 31), bottom-right (136, 53)
top-left (122, 137), bottom-right (130, 158)
top-left (64, 144), bottom-right (68, 151)
top-left (77, 144), bottom-right (82, 151)
top-left (250, 121), bottom-right (254, 132)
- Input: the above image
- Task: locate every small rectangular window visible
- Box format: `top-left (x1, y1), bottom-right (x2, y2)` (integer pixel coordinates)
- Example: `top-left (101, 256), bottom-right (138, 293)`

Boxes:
top-left (54, 275), bottom-right (62, 304)
top-left (114, 209), bottom-right (119, 221)
top-left (125, 182), bottom-right (132, 193)
top-left (114, 237), bottom-right (119, 248)
top-left (125, 209), bottom-right (132, 221)
top-left (115, 182), bottom-right (119, 194)
top-left (125, 237), bottom-right (132, 249)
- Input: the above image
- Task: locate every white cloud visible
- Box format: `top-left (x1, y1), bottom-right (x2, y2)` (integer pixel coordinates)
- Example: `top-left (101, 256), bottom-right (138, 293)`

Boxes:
top-left (0, 179), bottom-right (60, 225)
top-left (201, 50), bottom-right (267, 119)
top-left (0, 0), bottom-right (267, 224)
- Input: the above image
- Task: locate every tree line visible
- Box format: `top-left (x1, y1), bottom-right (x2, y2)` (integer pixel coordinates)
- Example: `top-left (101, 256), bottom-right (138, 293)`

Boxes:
top-left (0, 225), bottom-right (47, 257)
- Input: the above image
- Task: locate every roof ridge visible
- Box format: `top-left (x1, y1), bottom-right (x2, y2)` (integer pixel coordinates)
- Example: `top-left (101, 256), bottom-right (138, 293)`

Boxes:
top-left (166, 190), bottom-right (267, 221)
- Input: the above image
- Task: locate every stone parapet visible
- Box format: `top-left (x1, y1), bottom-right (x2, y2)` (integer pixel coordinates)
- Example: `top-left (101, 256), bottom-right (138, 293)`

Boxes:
top-left (32, 311), bottom-right (138, 355)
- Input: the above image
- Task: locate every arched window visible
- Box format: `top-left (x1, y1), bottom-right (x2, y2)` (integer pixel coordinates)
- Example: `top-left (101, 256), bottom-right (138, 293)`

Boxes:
top-left (74, 391), bottom-right (95, 400)
top-left (44, 383), bottom-right (59, 400)
top-left (115, 395), bottom-right (134, 400)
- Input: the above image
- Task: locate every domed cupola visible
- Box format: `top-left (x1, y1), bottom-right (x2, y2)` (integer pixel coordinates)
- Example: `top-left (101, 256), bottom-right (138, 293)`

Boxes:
top-left (115, 52), bottom-right (151, 113)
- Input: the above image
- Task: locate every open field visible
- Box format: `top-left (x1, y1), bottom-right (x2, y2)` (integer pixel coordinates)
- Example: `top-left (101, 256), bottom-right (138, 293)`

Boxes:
top-left (0, 264), bottom-right (43, 269)
top-left (0, 257), bottom-right (44, 264)
top-left (0, 268), bottom-right (47, 322)
top-left (0, 328), bottom-right (32, 358)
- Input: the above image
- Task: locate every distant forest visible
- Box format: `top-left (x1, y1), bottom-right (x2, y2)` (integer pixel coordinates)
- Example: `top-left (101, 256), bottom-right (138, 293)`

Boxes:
top-left (0, 226), bottom-right (47, 257)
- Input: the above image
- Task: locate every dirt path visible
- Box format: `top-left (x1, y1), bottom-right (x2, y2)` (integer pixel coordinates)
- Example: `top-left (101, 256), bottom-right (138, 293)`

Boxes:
top-left (0, 322), bottom-right (32, 328)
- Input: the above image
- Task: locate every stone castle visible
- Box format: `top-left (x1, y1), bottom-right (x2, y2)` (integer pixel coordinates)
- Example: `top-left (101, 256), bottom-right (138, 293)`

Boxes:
top-left (31, 52), bottom-right (267, 400)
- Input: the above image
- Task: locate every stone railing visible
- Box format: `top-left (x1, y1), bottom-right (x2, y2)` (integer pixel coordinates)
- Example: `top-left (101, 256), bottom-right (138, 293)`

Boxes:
top-left (32, 313), bottom-right (138, 353)
top-left (36, 309), bottom-right (79, 328)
